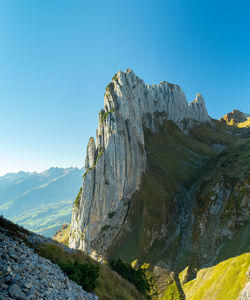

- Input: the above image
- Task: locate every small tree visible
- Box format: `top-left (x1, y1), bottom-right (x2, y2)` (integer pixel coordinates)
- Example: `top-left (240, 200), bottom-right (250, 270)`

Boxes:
top-left (108, 258), bottom-right (151, 295)
top-left (59, 261), bottom-right (99, 292)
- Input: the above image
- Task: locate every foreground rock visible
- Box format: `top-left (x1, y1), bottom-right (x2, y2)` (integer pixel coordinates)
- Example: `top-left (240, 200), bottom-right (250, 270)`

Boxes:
top-left (0, 229), bottom-right (97, 300)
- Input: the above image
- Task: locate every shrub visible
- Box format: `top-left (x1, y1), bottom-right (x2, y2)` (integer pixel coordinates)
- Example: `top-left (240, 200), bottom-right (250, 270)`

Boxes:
top-left (101, 224), bottom-right (110, 232)
top-left (105, 82), bottom-right (114, 92)
top-left (108, 211), bottom-right (115, 218)
top-left (74, 187), bottom-right (82, 208)
top-left (112, 73), bottom-right (118, 81)
top-left (108, 258), bottom-right (151, 295)
top-left (59, 260), bottom-right (99, 292)
top-left (35, 243), bottom-right (146, 300)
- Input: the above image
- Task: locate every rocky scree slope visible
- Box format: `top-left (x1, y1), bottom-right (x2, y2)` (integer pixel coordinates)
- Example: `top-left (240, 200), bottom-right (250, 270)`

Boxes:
top-left (69, 69), bottom-right (250, 299)
top-left (0, 216), bottom-right (147, 300)
top-left (0, 216), bottom-right (97, 300)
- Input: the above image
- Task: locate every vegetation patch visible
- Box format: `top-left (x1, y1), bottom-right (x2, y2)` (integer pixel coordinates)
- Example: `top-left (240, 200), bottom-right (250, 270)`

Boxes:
top-left (53, 224), bottom-right (70, 246)
top-left (161, 280), bottom-right (184, 300)
top-left (82, 169), bottom-right (89, 178)
top-left (74, 187), bottom-right (82, 208)
top-left (101, 224), bottom-right (110, 232)
top-left (108, 211), bottom-right (115, 219)
top-left (35, 243), bottom-right (146, 300)
top-left (95, 148), bottom-right (103, 167)
top-left (100, 108), bottom-right (114, 124)
top-left (105, 82), bottom-right (114, 92)
top-left (82, 148), bottom-right (104, 179)
top-left (59, 260), bottom-right (99, 292)
top-left (100, 111), bottom-right (109, 123)
top-left (112, 73), bottom-right (119, 81)
top-left (108, 258), bottom-right (151, 296)
top-left (181, 252), bottom-right (250, 300)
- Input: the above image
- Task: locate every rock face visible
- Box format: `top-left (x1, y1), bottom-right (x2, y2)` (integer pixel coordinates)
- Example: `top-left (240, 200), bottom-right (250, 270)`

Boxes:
top-left (69, 69), bottom-right (210, 255)
top-left (220, 109), bottom-right (250, 126)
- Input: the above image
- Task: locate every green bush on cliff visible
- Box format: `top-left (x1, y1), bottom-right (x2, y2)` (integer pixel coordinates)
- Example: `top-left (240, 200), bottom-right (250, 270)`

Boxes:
top-left (108, 258), bottom-right (151, 295)
top-left (74, 187), bottom-right (82, 208)
top-left (59, 260), bottom-right (99, 292)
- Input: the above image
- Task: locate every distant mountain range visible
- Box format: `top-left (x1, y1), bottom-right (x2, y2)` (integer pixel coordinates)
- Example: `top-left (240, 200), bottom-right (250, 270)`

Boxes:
top-left (0, 167), bottom-right (83, 237)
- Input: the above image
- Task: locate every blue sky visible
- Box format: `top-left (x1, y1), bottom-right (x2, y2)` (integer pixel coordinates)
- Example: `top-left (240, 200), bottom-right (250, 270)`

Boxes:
top-left (0, 0), bottom-right (249, 175)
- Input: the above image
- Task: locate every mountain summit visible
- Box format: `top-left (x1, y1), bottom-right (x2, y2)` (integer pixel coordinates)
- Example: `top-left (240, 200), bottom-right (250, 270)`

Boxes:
top-left (69, 69), bottom-right (211, 253)
top-left (220, 109), bottom-right (250, 127)
top-left (69, 70), bottom-right (250, 299)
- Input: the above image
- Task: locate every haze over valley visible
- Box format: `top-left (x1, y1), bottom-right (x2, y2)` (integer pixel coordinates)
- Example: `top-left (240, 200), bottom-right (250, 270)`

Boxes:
top-left (0, 167), bottom-right (83, 237)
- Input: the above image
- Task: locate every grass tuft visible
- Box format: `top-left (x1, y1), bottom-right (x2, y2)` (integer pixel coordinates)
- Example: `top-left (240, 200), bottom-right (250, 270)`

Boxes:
top-left (74, 187), bottom-right (82, 208)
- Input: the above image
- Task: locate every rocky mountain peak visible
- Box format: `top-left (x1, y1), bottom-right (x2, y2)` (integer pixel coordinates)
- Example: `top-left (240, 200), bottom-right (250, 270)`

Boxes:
top-left (220, 109), bottom-right (250, 126)
top-left (69, 70), bottom-right (212, 254)
top-left (193, 93), bottom-right (205, 104)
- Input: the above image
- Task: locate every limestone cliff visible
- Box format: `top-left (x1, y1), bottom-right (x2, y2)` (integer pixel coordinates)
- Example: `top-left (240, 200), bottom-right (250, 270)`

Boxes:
top-left (69, 69), bottom-right (210, 254)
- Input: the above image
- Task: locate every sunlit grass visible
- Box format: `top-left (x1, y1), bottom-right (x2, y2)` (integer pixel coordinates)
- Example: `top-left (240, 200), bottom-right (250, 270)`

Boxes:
top-left (237, 118), bottom-right (250, 128)
top-left (181, 253), bottom-right (250, 300)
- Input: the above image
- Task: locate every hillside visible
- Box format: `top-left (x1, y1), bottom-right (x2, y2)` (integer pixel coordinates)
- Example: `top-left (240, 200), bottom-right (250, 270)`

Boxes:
top-left (68, 69), bottom-right (250, 299)
top-left (0, 167), bottom-right (83, 237)
top-left (53, 224), bottom-right (71, 246)
top-left (0, 216), bottom-right (146, 300)
top-left (180, 253), bottom-right (250, 300)
top-left (106, 120), bottom-right (250, 298)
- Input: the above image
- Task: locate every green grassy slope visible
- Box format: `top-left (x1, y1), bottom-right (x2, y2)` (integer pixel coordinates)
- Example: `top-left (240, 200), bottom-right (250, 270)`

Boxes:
top-left (106, 119), bottom-right (249, 298)
top-left (0, 216), bottom-right (146, 300)
top-left (180, 252), bottom-right (250, 300)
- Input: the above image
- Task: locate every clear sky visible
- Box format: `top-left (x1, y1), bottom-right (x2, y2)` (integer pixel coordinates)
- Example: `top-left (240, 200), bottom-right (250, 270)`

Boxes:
top-left (0, 0), bottom-right (249, 176)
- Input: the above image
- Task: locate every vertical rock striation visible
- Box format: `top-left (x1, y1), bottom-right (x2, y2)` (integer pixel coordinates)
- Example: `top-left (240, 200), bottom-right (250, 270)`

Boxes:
top-left (69, 69), bottom-right (210, 255)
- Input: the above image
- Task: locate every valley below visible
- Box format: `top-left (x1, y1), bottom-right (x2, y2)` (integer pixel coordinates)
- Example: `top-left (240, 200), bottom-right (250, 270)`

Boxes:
top-left (0, 167), bottom-right (83, 237)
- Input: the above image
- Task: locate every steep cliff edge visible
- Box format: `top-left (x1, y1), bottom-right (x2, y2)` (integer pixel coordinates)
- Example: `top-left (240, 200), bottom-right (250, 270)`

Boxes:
top-left (69, 69), bottom-right (211, 255)
top-left (69, 69), bottom-right (249, 299)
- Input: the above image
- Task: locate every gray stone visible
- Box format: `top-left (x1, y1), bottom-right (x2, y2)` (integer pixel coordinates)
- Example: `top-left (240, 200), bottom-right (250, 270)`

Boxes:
top-left (0, 221), bottom-right (98, 300)
top-left (8, 284), bottom-right (27, 300)
top-left (237, 281), bottom-right (250, 300)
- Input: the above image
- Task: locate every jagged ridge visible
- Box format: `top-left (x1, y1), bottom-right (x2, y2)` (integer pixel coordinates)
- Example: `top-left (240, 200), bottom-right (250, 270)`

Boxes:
top-left (69, 69), bottom-right (250, 299)
top-left (69, 69), bottom-right (210, 254)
